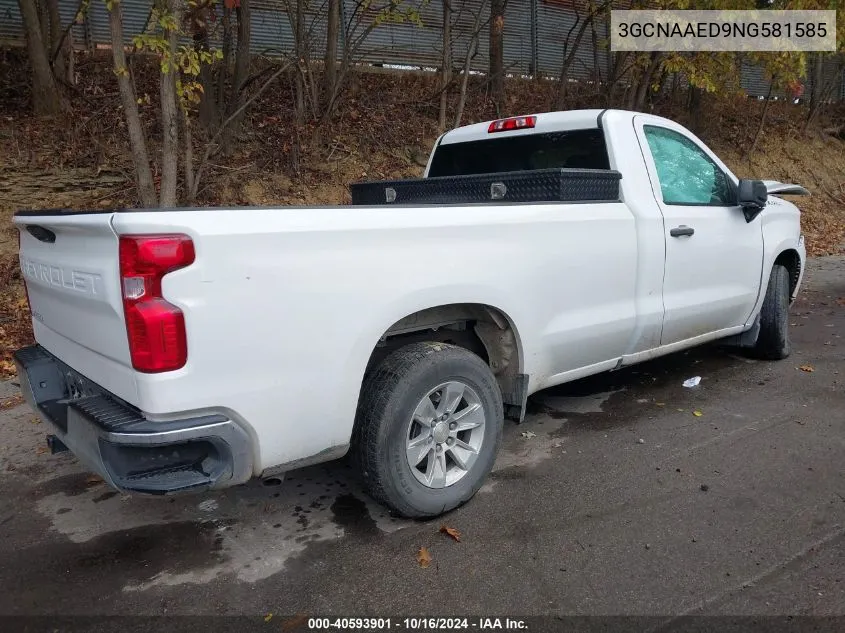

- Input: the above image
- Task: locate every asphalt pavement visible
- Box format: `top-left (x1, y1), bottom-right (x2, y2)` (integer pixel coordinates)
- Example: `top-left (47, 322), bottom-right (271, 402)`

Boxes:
top-left (0, 257), bottom-right (842, 628)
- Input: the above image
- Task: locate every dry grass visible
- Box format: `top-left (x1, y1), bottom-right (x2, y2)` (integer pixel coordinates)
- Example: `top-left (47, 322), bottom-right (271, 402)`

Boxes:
top-left (1, 53), bottom-right (843, 378)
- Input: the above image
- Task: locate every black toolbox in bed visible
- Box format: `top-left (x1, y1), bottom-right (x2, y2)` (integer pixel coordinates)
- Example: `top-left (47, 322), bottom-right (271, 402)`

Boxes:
top-left (349, 168), bottom-right (622, 206)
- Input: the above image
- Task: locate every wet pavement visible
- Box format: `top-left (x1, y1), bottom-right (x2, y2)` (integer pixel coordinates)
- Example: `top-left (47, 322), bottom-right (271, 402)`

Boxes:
top-left (0, 257), bottom-right (843, 622)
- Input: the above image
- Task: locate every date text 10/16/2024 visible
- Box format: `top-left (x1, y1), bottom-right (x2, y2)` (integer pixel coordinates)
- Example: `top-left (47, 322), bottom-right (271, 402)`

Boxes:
top-left (307, 618), bottom-right (529, 631)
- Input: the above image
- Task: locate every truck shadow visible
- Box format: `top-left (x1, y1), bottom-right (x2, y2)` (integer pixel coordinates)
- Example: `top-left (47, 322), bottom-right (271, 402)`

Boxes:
top-left (22, 451), bottom-right (411, 595)
top-left (525, 342), bottom-right (754, 429)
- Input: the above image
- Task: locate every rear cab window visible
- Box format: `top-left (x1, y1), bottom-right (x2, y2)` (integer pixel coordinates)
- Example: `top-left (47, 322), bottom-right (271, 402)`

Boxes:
top-left (427, 128), bottom-right (610, 177)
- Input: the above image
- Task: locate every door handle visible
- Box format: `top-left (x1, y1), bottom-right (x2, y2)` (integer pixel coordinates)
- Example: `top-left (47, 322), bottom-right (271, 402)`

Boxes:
top-left (670, 225), bottom-right (695, 237)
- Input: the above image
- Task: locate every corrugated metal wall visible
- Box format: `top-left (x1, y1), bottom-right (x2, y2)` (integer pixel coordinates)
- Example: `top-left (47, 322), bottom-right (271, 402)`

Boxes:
top-left (1, 0), bottom-right (841, 101)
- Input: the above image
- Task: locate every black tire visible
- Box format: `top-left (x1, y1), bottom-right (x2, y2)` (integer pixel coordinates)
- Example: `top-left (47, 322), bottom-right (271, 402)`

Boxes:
top-left (354, 342), bottom-right (504, 518)
top-left (754, 264), bottom-right (791, 360)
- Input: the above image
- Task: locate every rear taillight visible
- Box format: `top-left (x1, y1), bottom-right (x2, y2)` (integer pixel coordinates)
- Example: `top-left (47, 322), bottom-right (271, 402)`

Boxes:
top-left (119, 235), bottom-right (195, 373)
top-left (488, 115), bottom-right (537, 133)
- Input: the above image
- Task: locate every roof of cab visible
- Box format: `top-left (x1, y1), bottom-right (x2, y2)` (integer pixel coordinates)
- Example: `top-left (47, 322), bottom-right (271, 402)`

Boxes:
top-left (439, 109), bottom-right (609, 146)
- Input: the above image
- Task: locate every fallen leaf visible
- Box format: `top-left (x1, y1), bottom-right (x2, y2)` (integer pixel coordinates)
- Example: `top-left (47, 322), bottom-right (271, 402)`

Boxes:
top-left (440, 525), bottom-right (461, 542)
top-left (35, 446), bottom-right (48, 455)
top-left (416, 546), bottom-right (432, 568)
top-left (282, 614), bottom-right (308, 632)
top-left (0, 394), bottom-right (24, 411)
top-left (655, 402), bottom-right (665, 406)
top-left (85, 475), bottom-right (104, 486)
top-left (521, 431), bottom-right (537, 439)
top-left (693, 410), bottom-right (703, 417)
top-left (264, 613), bottom-right (273, 622)
top-left (798, 365), bottom-right (815, 372)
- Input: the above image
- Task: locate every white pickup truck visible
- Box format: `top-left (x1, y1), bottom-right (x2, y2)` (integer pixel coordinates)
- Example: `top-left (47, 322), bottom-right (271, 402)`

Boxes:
top-left (14, 109), bottom-right (807, 518)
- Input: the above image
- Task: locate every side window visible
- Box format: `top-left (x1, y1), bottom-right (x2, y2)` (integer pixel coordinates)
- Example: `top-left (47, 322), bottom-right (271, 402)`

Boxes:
top-left (643, 126), bottom-right (734, 206)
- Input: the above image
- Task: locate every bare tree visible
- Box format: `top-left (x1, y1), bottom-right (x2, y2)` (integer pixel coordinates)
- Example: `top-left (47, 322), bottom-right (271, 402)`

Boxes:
top-left (318, 0), bottom-right (424, 121)
top-left (193, 0), bottom-right (252, 140)
top-left (157, 0), bottom-right (182, 208)
top-left (555, 1), bottom-right (609, 110)
top-left (489, 0), bottom-right (505, 112)
top-left (224, 0), bottom-right (252, 150)
top-left (107, 1), bottom-right (157, 207)
top-left (688, 85), bottom-right (704, 137)
top-left (323, 0), bottom-right (341, 113)
top-left (453, 1), bottom-right (487, 128)
top-left (48, 0), bottom-right (83, 86)
top-left (805, 54), bottom-right (843, 133)
top-left (190, 0), bottom-right (218, 129)
top-left (628, 52), bottom-right (663, 111)
top-left (293, 0), bottom-right (307, 125)
top-left (746, 78), bottom-right (776, 160)
top-left (439, 0), bottom-right (452, 132)
top-left (17, 0), bottom-right (63, 115)
top-left (216, 4), bottom-right (234, 120)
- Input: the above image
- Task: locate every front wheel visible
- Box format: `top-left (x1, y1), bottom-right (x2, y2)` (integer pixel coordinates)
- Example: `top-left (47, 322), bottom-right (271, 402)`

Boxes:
top-left (354, 342), bottom-right (504, 518)
top-left (753, 264), bottom-right (791, 360)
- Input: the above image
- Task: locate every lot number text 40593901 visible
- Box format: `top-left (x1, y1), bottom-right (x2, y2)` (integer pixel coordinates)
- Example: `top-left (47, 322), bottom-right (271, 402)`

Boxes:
top-left (307, 618), bottom-right (529, 631)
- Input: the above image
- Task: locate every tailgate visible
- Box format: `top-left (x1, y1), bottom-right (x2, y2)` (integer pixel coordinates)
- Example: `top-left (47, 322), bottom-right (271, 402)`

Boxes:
top-left (15, 212), bottom-right (138, 405)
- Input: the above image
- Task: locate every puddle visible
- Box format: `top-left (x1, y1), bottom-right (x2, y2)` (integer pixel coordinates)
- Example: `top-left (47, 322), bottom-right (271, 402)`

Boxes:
top-left (34, 462), bottom-right (412, 589)
top-left (534, 389), bottom-right (621, 414)
top-left (493, 415), bottom-right (569, 472)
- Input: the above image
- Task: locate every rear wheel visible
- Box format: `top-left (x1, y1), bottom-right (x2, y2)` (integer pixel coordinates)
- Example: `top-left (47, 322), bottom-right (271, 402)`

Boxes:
top-left (754, 264), bottom-right (791, 360)
top-left (354, 342), bottom-right (503, 518)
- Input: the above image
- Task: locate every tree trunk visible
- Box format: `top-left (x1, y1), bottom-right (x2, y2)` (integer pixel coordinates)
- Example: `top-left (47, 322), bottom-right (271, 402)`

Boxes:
top-left (590, 9), bottom-right (601, 84)
top-left (45, 0), bottom-right (65, 82)
top-left (555, 11), bottom-right (593, 110)
top-left (605, 50), bottom-right (627, 107)
top-left (217, 6), bottom-right (232, 117)
top-left (18, 0), bottom-right (62, 116)
top-left (197, 29), bottom-right (218, 129)
top-left (804, 53), bottom-right (826, 133)
top-left (222, 0), bottom-right (251, 154)
top-left (746, 80), bottom-right (774, 160)
top-left (454, 34), bottom-right (478, 129)
top-left (37, 0), bottom-right (50, 53)
top-left (688, 85), bottom-right (704, 138)
top-left (454, 5), bottom-right (483, 129)
top-left (630, 52), bottom-right (662, 111)
top-left (322, 0), bottom-right (340, 115)
top-left (157, 0), bottom-right (180, 208)
top-left (489, 0), bottom-right (505, 112)
top-left (183, 109), bottom-right (195, 204)
top-left (233, 0), bottom-right (251, 109)
top-left (294, 0), bottom-right (305, 125)
top-left (107, 2), bottom-right (157, 207)
top-left (438, 0), bottom-right (452, 132)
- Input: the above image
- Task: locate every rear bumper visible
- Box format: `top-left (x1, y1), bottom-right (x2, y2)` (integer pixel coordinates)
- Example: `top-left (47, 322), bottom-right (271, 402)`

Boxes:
top-left (13, 345), bottom-right (253, 495)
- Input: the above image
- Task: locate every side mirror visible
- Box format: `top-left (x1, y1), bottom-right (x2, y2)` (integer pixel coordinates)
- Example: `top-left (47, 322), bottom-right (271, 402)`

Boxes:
top-left (737, 179), bottom-right (768, 222)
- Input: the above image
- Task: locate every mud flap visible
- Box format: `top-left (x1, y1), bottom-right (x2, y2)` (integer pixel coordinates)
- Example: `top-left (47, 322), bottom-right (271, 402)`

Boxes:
top-left (501, 373), bottom-right (529, 423)
top-left (722, 314), bottom-right (761, 348)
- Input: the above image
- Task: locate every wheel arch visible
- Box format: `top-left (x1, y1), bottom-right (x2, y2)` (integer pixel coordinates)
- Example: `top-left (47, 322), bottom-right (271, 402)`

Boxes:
top-left (773, 248), bottom-right (801, 298)
top-left (362, 302), bottom-right (528, 421)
